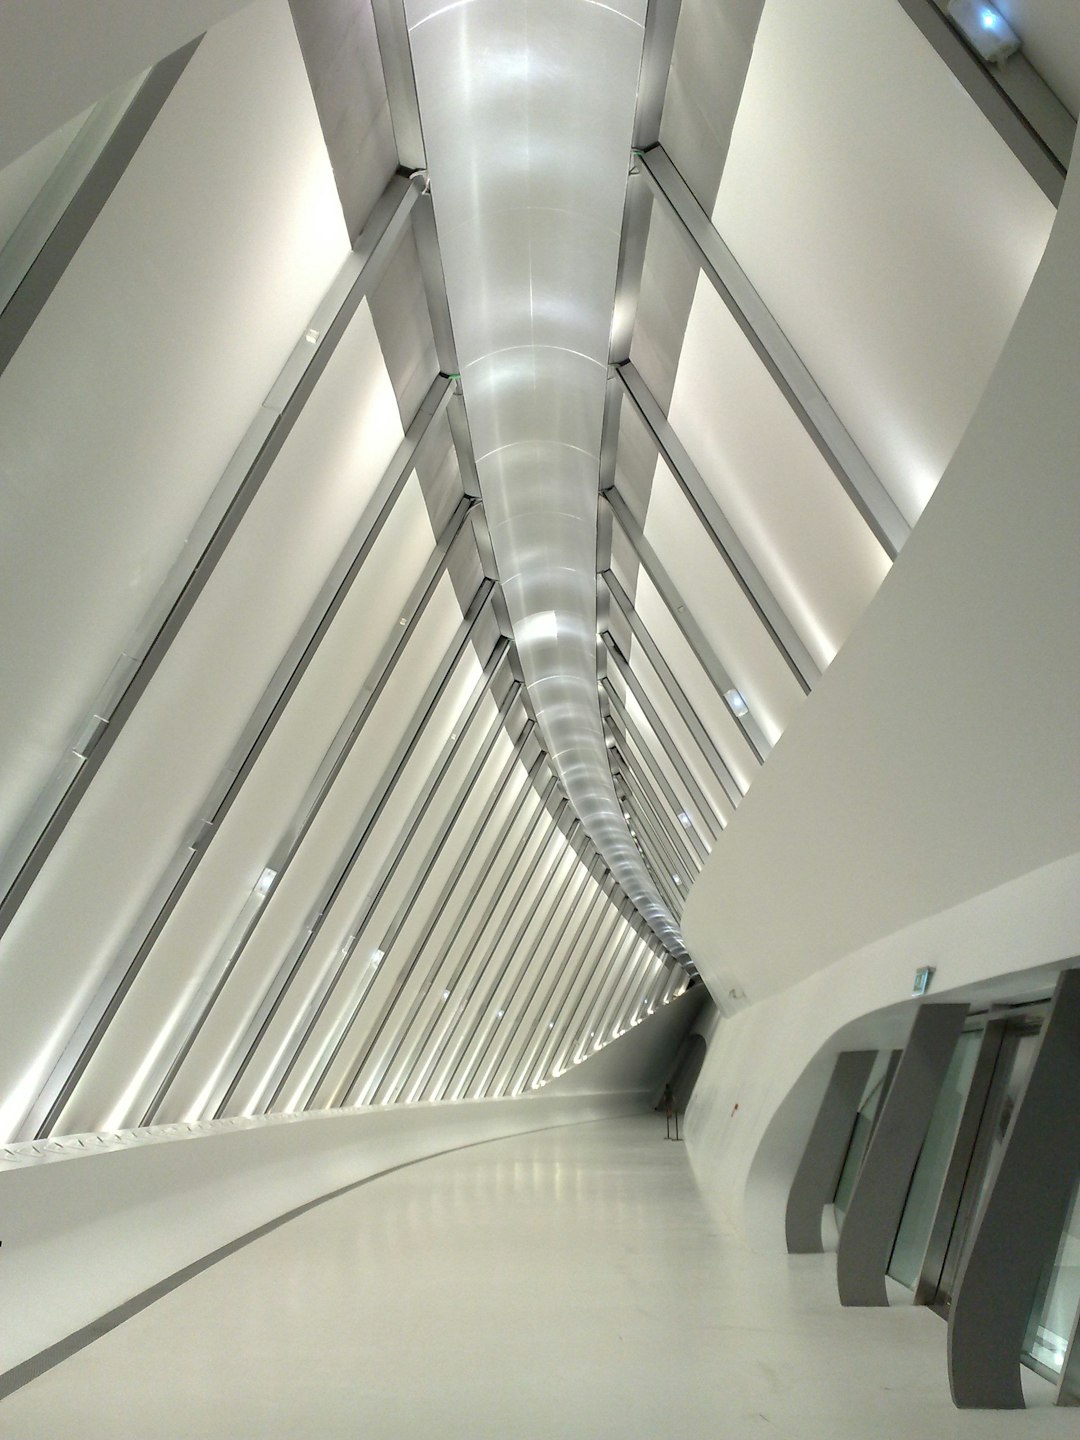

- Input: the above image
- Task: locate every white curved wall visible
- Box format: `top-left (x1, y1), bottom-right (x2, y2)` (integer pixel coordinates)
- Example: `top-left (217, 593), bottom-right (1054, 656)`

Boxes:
top-left (683, 94), bottom-right (1080, 1240)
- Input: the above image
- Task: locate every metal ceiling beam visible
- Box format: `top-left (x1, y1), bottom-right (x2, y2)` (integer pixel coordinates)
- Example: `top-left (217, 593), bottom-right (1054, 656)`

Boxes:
top-left (0, 38), bottom-right (201, 379)
top-left (607, 723), bottom-right (704, 872)
top-left (603, 631), bottom-right (742, 811)
top-left (603, 680), bottom-right (721, 845)
top-left (895, 0), bottom-right (1069, 204)
top-left (214, 655), bottom-right (523, 1119)
top-left (440, 823), bottom-right (596, 1100)
top-left (603, 565), bottom-right (766, 763)
top-left (637, 145), bottom-right (910, 561)
top-left (17, 383), bottom-right (458, 1140)
top-left (352, 794), bottom-right (576, 1105)
top-left (613, 776), bottom-right (687, 915)
top-left (147, 558), bottom-right (495, 1126)
top-left (0, 170), bottom-right (424, 950)
top-left (370, 0), bottom-right (426, 171)
top-left (617, 358), bottom-right (818, 689)
top-left (604, 708), bottom-right (710, 861)
top-left (602, 487), bottom-right (771, 742)
top-left (403, 803), bottom-right (577, 1105)
top-left (486, 852), bottom-right (608, 1097)
top-left (272, 720), bottom-right (541, 1111)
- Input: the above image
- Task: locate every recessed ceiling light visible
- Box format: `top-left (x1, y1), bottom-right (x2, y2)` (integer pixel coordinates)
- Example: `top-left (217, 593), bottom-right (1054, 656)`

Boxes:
top-left (725, 688), bottom-right (749, 717)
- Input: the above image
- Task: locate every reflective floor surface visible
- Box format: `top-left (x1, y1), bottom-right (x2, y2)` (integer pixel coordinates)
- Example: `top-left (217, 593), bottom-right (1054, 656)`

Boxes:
top-left (2, 1115), bottom-right (1071, 1438)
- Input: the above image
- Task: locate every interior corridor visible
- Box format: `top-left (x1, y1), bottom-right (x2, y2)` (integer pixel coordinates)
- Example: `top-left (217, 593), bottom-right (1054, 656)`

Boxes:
top-left (3, 1115), bottom-right (1072, 1439)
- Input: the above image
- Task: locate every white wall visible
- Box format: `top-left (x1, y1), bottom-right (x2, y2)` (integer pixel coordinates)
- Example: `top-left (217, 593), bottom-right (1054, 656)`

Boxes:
top-left (682, 94), bottom-right (1080, 1241)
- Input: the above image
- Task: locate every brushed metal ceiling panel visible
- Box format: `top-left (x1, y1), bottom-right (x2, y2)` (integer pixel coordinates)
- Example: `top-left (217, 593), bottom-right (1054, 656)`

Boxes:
top-left (407, 0), bottom-right (684, 957)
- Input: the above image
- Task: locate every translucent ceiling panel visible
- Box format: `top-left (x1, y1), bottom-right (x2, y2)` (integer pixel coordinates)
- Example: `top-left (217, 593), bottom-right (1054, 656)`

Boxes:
top-left (642, 459), bottom-right (804, 746)
top-left (408, 0), bottom-right (683, 956)
top-left (668, 274), bottom-right (891, 672)
top-left (52, 478), bottom-right (437, 1135)
top-left (713, 0), bottom-right (1055, 525)
top-left (0, 0), bottom-right (349, 866)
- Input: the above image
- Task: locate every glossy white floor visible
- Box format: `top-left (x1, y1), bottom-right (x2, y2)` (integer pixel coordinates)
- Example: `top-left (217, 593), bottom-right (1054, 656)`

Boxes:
top-left (2, 1114), bottom-right (1071, 1438)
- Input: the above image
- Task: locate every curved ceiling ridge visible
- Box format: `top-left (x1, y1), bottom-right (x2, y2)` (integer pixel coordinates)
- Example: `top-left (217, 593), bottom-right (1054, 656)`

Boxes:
top-left (407, 0), bottom-right (686, 959)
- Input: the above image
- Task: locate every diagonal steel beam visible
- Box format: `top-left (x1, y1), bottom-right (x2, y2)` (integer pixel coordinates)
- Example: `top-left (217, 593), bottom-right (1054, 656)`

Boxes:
top-left (604, 708), bottom-right (710, 861)
top-left (141, 549), bottom-right (493, 1126)
top-left (17, 383), bottom-right (457, 1140)
top-left (603, 678), bottom-right (721, 845)
top-left (212, 652), bottom-right (522, 1119)
top-left (0, 170), bottom-right (424, 950)
top-left (637, 146), bottom-right (909, 560)
top-left (0, 39), bottom-right (202, 377)
top-left (606, 725), bottom-right (704, 873)
top-left (617, 358), bottom-right (818, 688)
top-left (894, 0), bottom-right (1069, 204)
top-left (603, 631), bottom-right (742, 811)
top-left (603, 565), bottom-right (766, 763)
top-left (602, 488), bottom-right (772, 743)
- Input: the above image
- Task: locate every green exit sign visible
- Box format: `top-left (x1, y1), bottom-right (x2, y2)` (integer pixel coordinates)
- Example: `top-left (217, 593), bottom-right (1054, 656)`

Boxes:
top-left (912, 966), bottom-right (935, 997)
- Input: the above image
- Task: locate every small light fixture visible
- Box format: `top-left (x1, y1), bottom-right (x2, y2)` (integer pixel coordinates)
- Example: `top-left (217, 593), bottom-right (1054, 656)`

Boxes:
top-left (677, 811), bottom-right (693, 828)
top-left (725, 688), bottom-right (749, 717)
top-left (443, 989), bottom-right (451, 1000)
top-left (255, 867), bottom-right (277, 897)
top-left (672, 875), bottom-right (681, 886)
top-left (947, 0), bottom-right (1020, 63)
top-left (372, 949), bottom-right (384, 966)
top-left (305, 327), bottom-right (320, 344)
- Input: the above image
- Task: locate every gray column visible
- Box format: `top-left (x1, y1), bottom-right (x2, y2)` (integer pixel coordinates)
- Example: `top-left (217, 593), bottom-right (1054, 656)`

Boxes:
top-left (836, 1003), bottom-right (968, 1306)
top-left (786, 1050), bottom-right (876, 1254)
top-left (948, 969), bottom-right (1080, 1409)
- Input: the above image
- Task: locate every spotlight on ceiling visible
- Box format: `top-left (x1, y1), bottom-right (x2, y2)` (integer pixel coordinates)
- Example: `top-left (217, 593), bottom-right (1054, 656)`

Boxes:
top-left (947, 0), bottom-right (1020, 64)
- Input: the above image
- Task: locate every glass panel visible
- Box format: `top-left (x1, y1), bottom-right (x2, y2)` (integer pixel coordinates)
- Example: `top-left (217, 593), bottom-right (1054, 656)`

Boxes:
top-left (887, 1031), bottom-right (981, 1289)
top-left (1025, 1178), bottom-right (1080, 1376)
top-left (833, 1052), bottom-right (892, 1226)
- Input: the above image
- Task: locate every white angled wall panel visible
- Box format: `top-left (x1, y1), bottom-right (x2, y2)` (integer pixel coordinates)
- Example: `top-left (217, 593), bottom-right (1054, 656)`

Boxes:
top-left (0, 0), bottom-right (349, 869)
top-left (712, 0), bottom-right (1055, 525)
top-left (642, 460), bottom-right (804, 747)
top-left (51, 477), bottom-right (438, 1134)
top-left (667, 275), bottom-right (891, 672)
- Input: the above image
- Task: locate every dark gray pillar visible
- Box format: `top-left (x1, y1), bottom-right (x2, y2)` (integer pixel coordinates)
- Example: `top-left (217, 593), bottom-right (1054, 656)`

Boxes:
top-left (948, 969), bottom-right (1080, 1409)
top-left (786, 1050), bottom-right (876, 1254)
top-left (836, 1003), bottom-right (968, 1306)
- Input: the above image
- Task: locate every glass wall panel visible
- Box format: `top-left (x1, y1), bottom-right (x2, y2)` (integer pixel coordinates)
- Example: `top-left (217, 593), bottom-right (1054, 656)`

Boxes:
top-left (887, 1031), bottom-right (981, 1289)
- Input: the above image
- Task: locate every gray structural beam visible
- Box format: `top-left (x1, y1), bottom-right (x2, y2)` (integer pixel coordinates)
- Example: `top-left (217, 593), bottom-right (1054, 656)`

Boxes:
top-left (786, 1050), bottom-right (877, 1254)
top-left (370, 0), bottom-right (426, 172)
top-left (605, 709), bottom-right (709, 862)
top-left (637, 145), bottom-right (910, 561)
top-left (143, 556), bottom-right (494, 1127)
top-left (601, 490), bottom-right (772, 750)
top-left (948, 970), bottom-right (1080, 1409)
top-left (603, 631), bottom-right (742, 810)
top-left (895, 0), bottom-right (1070, 205)
top-left (615, 359), bottom-right (818, 690)
top-left (837, 1003), bottom-right (969, 1306)
top-left (212, 652), bottom-right (522, 1119)
top-left (602, 674), bottom-right (719, 839)
top-left (0, 38), bottom-right (201, 379)
top-left (17, 382), bottom-right (458, 1141)
top-left (603, 566), bottom-right (766, 763)
top-left (0, 169), bottom-right (424, 956)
